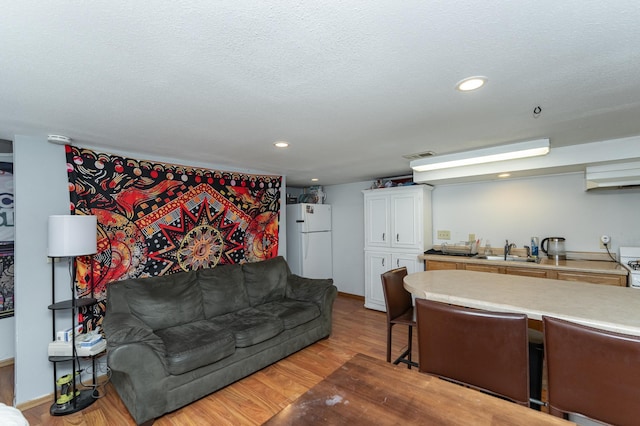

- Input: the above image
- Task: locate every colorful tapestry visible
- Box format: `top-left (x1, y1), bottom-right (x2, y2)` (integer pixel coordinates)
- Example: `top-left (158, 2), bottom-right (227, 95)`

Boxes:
top-left (0, 243), bottom-right (14, 319)
top-left (0, 163), bottom-right (13, 319)
top-left (66, 146), bottom-right (281, 329)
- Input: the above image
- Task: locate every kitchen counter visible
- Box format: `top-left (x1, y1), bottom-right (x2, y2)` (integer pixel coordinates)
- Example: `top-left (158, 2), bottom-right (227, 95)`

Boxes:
top-left (419, 253), bottom-right (628, 276)
top-left (404, 270), bottom-right (640, 336)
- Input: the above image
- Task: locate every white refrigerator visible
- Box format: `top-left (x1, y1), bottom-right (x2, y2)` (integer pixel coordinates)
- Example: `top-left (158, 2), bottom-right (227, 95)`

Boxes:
top-left (286, 203), bottom-right (333, 279)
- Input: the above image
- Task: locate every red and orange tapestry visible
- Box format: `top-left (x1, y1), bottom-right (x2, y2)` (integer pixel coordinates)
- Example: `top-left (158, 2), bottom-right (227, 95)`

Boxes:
top-left (66, 146), bottom-right (281, 327)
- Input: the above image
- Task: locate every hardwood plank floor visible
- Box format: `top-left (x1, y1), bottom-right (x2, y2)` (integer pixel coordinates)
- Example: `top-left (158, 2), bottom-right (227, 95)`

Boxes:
top-left (11, 295), bottom-right (423, 425)
top-left (7, 295), bottom-right (548, 425)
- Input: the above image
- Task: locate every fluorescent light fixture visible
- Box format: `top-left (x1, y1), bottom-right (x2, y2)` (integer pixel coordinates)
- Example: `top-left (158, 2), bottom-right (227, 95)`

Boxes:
top-left (410, 139), bottom-right (550, 172)
top-left (273, 141), bottom-right (289, 148)
top-left (455, 76), bottom-right (487, 92)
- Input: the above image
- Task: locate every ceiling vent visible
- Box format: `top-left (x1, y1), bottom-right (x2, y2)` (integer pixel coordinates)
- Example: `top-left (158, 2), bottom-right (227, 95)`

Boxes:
top-left (402, 150), bottom-right (435, 161)
top-left (585, 161), bottom-right (640, 190)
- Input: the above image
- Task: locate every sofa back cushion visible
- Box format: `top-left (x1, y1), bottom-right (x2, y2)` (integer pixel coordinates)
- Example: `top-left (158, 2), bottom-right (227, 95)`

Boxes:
top-left (242, 256), bottom-right (289, 306)
top-left (124, 270), bottom-right (204, 330)
top-left (198, 263), bottom-right (250, 318)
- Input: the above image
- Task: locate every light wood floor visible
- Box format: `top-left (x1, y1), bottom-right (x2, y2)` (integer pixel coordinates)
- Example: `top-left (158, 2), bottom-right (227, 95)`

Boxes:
top-left (6, 295), bottom-right (425, 425)
top-left (4, 295), bottom-right (549, 425)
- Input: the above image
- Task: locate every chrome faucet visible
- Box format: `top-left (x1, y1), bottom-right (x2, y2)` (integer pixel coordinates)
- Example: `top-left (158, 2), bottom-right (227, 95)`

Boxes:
top-left (504, 240), bottom-right (517, 260)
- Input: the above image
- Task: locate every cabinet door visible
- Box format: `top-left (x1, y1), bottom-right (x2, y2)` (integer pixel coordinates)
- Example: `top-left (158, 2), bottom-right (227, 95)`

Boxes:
top-left (505, 267), bottom-right (549, 279)
top-left (555, 271), bottom-right (626, 286)
top-left (426, 260), bottom-right (460, 271)
top-left (465, 263), bottom-right (504, 274)
top-left (364, 251), bottom-right (391, 312)
top-left (364, 195), bottom-right (390, 248)
top-left (391, 192), bottom-right (422, 250)
top-left (392, 253), bottom-right (421, 274)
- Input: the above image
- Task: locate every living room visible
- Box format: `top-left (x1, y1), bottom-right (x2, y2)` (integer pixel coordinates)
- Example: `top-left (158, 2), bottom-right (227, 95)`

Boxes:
top-left (3, 2), bottom-right (640, 424)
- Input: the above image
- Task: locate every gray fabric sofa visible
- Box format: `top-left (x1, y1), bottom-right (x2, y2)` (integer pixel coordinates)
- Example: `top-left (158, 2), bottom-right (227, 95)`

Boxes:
top-left (103, 256), bottom-right (337, 425)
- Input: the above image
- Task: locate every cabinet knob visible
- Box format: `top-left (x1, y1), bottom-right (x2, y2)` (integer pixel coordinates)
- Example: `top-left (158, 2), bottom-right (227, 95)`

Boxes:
top-left (382, 233), bottom-right (385, 241)
top-left (396, 234), bottom-right (399, 242)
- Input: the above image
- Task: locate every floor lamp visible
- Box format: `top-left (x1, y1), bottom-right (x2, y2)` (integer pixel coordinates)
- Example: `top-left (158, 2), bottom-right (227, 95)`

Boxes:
top-left (47, 214), bottom-right (98, 415)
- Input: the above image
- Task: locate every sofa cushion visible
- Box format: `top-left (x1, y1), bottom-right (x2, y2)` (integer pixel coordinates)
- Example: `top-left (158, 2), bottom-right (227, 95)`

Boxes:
top-left (254, 299), bottom-right (321, 329)
top-left (125, 271), bottom-right (204, 330)
top-left (242, 256), bottom-right (289, 306)
top-left (155, 320), bottom-right (235, 375)
top-left (198, 263), bottom-right (250, 318)
top-left (209, 307), bottom-right (284, 348)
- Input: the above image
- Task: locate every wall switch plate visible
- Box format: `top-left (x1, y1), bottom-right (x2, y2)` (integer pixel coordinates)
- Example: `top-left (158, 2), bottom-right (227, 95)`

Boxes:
top-left (437, 230), bottom-right (451, 240)
top-left (468, 233), bottom-right (476, 242)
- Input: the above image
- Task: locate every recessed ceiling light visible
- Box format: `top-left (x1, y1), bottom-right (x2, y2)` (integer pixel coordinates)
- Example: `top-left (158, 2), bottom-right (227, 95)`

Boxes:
top-left (498, 173), bottom-right (511, 178)
top-left (455, 76), bottom-right (487, 92)
top-left (311, 178), bottom-right (319, 182)
top-left (273, 141), bottom-right (289, 148)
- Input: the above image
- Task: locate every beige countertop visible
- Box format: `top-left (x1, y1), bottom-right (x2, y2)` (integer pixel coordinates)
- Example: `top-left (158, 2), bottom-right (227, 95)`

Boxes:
top-left (419, 253), bottom-right (628, 276)
top-left (404, 270), bottom-right (640, 336)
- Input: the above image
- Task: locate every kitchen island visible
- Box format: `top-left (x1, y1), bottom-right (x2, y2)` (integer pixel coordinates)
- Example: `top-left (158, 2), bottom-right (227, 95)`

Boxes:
top-left (404, 269), bottom-right (640, 336)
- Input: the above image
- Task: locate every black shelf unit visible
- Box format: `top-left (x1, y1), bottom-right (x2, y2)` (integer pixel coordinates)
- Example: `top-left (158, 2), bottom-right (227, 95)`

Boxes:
top-left (48, 260), bottom-right (101, 416)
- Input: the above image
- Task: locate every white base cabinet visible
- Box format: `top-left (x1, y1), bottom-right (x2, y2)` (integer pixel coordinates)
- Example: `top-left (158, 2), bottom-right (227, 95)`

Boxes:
top-left (364, 251), bottom-right (422, 311)
top-left (363, 186), bottom-right (432, 312)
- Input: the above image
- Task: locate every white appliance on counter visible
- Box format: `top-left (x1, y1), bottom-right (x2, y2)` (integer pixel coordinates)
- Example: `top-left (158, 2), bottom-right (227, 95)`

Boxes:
top-left (619, 247), bottom-right (640, 288)
top-left (286, 203), bottom-right (333, 279)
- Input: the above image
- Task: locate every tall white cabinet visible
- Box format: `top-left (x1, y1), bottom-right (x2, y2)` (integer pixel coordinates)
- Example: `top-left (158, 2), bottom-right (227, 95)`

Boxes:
top-left (363, 185), bottom-right (433, 311)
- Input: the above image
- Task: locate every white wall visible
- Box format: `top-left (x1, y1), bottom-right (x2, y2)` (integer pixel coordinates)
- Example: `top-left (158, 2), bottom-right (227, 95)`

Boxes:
top-left (324, 181), bottom-right (371, 295)
top-left (14, 135), bottom-right (71, 405)
top-left (431, 173), bottom-right (640, 252)
top-left (12, 137), bottom-right (287, 406)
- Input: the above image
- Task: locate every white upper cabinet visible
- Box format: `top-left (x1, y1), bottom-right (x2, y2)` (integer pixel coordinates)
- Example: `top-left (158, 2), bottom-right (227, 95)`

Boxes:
top-left (364, 193), bottom-right (390, 248)
top-left (364, 185), bottom-right (431, 252)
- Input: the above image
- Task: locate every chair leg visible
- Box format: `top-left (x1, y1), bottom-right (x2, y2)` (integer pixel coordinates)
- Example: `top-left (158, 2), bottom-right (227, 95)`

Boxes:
top-left (407, 325), bottom-right (413, 369)
top-left (386, 323), bottom-right (393, 363)
top-left (392, 325), bottom-right (419, 369)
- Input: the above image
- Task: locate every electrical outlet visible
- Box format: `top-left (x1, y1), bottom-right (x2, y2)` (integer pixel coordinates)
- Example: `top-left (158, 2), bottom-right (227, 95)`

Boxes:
top-left (468, 233), bottom-right (476, 242)
top-left (437, 230), bottom-right (451, 240)
top-left (600, 235), bottom-right (611, 249)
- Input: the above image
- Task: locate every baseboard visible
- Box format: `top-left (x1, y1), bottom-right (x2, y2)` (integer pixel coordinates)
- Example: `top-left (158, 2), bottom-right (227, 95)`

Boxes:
top-left (338, 291), bottom-right (364, 302)
top-left (0, 358), bottom-right (14, 368)
top-left (16, 394), bottom-right (50, 411)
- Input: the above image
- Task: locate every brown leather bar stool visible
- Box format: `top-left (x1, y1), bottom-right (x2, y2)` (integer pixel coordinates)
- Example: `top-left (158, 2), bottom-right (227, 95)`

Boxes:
top-left (416, 298), bottom-right (530, 407)
top-left (543, 315), bottom-right (640, 425)
top-left (381, 267), bottom-right (418, 369)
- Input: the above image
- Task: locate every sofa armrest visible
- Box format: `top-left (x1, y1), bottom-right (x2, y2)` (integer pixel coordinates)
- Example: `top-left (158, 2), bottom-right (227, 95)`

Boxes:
top-left (286, 274), bottom-right (336, 307)
top-left (103, 312), bottom-right (167, 356)
top-left (107, 342), bottom-right (169, 425)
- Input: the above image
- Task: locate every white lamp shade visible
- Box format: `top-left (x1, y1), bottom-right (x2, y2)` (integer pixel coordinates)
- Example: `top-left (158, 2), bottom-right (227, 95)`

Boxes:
top-left (48, 215), bottom-right (98, 257)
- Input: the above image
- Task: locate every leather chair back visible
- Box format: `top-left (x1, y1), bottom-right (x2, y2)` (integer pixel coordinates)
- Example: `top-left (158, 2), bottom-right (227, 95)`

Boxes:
top-left (381, 267), bottom-right (411, 322)
top-left (543, 315), bottom-right (640, 425)
top-left (416, 298), bottom-right (530, 406)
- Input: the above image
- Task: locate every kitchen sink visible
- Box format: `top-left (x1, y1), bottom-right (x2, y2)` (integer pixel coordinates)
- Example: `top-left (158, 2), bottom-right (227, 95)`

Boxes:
top-left (474, 255), bottom-right (539, 263)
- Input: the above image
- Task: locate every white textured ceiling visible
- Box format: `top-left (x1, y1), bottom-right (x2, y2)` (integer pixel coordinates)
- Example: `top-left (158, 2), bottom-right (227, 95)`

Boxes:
top-left (2, 1), bottom-right (640, 186)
